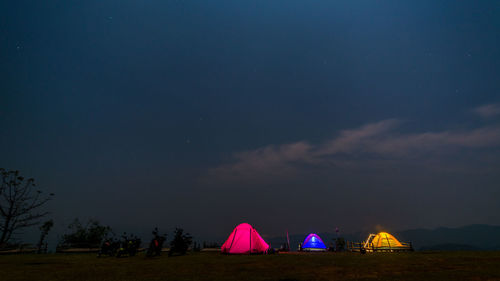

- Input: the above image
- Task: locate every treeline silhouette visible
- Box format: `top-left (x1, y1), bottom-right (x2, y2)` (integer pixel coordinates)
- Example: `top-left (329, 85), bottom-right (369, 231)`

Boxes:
top-left (55, 218), bottom-right (204, 257)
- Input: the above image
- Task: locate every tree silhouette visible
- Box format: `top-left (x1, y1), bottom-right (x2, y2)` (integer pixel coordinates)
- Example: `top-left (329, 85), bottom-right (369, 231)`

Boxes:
top-left (60, 218), bottom-right (112, 248)
top-left (0, 169), bottom-right (54, 247)
top-left (169, 228), bottom-right (192, 256)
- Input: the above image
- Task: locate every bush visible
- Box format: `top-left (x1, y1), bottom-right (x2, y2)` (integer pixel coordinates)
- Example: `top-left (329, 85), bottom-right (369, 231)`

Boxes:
top-left (59, 219), bottom-right (112, 248)
top-left (169, 228), bottom-right (192, 256)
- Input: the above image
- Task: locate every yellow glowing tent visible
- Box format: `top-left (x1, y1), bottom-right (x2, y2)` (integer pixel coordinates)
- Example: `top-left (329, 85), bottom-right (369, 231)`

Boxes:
top-left (363, 232), bottom-right (413, 252)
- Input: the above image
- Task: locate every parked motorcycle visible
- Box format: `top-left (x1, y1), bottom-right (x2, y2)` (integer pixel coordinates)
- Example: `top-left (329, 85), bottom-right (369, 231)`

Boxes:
top-left (116, 233), bottom-right (141, 257)
top-left (97, 238), bottom-right (120, 257)
top-left (146, 228), bottom-right (166, 257)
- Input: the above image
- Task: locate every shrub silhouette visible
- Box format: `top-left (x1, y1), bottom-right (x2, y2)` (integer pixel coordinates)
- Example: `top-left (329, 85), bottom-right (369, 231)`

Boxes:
top-left (169, 228), bottom-right (192, 256)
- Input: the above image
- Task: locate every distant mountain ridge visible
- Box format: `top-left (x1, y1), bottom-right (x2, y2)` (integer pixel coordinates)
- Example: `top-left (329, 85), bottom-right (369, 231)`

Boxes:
top-left (266, 224), bottom-right (500, 251)
top-left (419, 244), bottom-right (483, 251)
top-left (395, 224), bottom-right (500, 250)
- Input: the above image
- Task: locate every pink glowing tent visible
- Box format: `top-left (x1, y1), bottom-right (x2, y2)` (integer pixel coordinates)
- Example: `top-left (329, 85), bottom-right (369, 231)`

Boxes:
top-left (221, 223), bottom-right (270, 254)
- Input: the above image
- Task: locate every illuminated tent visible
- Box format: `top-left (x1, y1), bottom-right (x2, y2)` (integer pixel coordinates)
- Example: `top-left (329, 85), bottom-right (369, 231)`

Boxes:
top-left (363, 232), bottom-right (413, 252)
top-left (301, 233), bottom-right (327, 251)
top-left (221, 223), bottom-right (270, 254)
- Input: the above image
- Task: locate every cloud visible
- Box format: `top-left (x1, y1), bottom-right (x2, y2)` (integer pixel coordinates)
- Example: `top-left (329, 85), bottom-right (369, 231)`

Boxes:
top-left (473, 103), bottom-right (500, 118)
top-left (316, 119), bottom-right (401, 155)
top-left (369, 127), bottom-right (500, 156)
top-left (207, 141), bottom-right (314, 182)
top-left (206, 119), bottom-right (500, 183)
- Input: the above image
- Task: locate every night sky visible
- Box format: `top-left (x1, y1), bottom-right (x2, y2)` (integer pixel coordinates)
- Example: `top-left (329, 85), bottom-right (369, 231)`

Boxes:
top-left (1, 1), bottom-right (500, 241)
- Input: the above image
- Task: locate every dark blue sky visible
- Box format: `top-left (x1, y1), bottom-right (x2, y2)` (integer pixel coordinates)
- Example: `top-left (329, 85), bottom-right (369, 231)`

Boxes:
top-left (1, 1), bottom-right (500, 241)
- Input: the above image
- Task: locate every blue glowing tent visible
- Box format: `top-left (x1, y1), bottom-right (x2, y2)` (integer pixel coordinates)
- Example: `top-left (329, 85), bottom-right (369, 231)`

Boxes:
top-left (302, 233), bottom-right (327, 251)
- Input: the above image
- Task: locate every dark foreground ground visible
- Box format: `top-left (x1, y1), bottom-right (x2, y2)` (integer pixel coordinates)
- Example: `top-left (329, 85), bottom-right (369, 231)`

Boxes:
top-left (1, 251), bottom-right (500, 281)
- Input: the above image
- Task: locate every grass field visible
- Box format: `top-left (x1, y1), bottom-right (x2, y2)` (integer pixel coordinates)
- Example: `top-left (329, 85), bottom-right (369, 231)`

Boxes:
top-left (1, 251), bottom-right (500, 281)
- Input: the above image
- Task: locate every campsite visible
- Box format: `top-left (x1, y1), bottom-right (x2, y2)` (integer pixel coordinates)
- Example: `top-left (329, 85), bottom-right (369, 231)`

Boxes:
top-left (2, 224), bottom-right (500, 280)
top-left (2, 251), bottom-right (500, 281)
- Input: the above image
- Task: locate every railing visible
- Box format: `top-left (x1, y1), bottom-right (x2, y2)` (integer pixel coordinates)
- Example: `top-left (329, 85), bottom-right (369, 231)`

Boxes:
top-left (346, 241), bottom-right (364, 252)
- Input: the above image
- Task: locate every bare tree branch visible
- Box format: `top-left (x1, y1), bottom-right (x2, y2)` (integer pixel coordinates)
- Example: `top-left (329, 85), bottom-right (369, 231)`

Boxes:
top-left (0, 169), bottom-right (53, 247)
